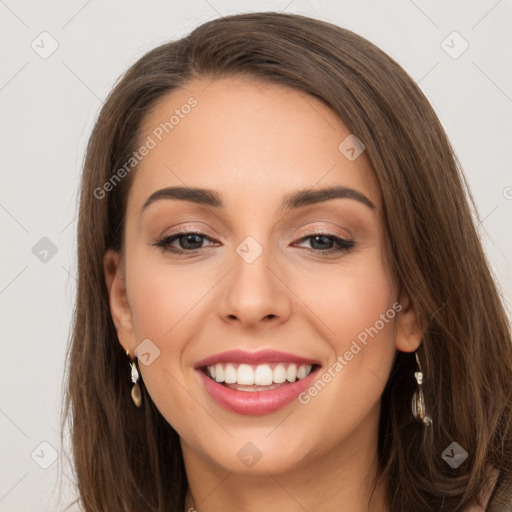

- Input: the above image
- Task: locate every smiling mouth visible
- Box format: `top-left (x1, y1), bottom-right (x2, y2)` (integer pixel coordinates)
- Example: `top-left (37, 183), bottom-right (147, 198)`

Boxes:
top-left (201, 362), bottom-right (320, 392)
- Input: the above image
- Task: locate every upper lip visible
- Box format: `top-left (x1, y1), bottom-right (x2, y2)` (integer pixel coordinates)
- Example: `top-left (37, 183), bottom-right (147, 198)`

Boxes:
top-left (194, 349), bottom-right (321, 368)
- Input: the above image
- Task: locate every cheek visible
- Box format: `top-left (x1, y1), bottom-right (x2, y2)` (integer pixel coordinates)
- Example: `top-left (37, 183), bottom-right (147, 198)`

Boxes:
top-left (126, 253), bottom-right (212, 343)
top-left (289, 248), bottom-right (398, 429)
top-left (292, 246), bottom-right (397, 352)
top-left (123, 252), bottom-right (219, 433)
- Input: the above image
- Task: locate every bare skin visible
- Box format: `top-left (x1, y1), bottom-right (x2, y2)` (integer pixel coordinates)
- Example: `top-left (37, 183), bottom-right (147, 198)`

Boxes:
top-left (104, 76), bottom-right (422, 512)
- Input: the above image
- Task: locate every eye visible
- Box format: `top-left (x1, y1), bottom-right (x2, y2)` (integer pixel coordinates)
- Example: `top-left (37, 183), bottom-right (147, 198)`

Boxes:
top-left (150, 230), bottom-right (355, 256)
top-left (293, 233), bottom-right (355, 254)
top-left (151, 230), bottom-right (217, 255)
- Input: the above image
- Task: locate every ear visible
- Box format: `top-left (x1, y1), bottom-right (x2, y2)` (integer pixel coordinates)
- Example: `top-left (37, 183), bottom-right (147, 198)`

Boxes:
top-left (394, 287), bottom-right (424, 353)
top-left (104, 248), bottom-right (137, 360)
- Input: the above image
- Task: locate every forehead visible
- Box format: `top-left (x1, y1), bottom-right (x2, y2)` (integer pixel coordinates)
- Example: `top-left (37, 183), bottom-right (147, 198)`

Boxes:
top-left (128, 76), bottom-right (379, 214)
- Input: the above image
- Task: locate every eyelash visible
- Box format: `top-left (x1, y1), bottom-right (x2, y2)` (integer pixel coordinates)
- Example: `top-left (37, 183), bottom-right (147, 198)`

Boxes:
top-left (151, 230), bottom-right (355, 256)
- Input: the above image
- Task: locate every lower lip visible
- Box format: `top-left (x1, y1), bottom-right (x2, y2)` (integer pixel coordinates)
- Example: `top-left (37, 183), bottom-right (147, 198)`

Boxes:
top-left (196, 367), bottom-right (320, 415)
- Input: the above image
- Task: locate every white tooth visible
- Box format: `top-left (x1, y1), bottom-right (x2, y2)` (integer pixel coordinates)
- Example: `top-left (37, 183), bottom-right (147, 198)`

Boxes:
top-left (237, 364), bottom-right (254, 385)
top-left (297, 364), bottom-right (312, 380)
top-left (273, 364), bottom-right (287, 383)
top-left (233, 384), bottom-right (277, 392)
top-left (286, 364), bottom-right (297, 382)
top-left (214, 363), bottom-right (224, 382)
top-left (254, 364), bottom-right (273, 386)
top-left (209, 365), bottom-right (216, 379)
top-left (224, 364), bottom-right (237, 384)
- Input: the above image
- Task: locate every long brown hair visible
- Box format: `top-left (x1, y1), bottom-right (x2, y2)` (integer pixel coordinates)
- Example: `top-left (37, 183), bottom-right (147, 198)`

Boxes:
top-left (60, 11), bottom-right (512, 511)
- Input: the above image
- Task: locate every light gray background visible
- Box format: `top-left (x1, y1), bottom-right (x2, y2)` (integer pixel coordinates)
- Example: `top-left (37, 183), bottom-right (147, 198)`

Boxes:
top-left (1, 1), bottom-right (511, 510)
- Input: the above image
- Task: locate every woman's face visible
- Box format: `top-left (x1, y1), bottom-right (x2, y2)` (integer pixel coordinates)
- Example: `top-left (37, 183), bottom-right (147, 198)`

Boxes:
top-left (106, 76), bottom-right (421, 475)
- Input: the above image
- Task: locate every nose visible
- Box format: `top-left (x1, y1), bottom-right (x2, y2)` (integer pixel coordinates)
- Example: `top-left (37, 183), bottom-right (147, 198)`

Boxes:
top-left (218, 244), bottom-right (292, 329)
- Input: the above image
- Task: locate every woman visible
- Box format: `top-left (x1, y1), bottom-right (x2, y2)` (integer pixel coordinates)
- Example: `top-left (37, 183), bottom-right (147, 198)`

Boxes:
top-left (61, 11), bottom-right (512, 512)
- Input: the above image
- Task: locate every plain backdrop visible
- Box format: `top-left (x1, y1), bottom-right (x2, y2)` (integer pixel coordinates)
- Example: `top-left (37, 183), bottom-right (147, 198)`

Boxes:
top-left (1, 1), bottom-right (511, 510)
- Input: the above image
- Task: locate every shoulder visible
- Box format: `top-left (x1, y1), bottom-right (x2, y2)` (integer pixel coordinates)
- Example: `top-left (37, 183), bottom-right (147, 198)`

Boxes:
top-left (463, 468), bottom-right (499, 512)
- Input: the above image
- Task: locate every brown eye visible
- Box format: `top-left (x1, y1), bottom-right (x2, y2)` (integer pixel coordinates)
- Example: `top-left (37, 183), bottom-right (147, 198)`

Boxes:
top-left (152, 231), bottom-right (217, 254)
top-left (294, 234), bottom-right (355, 254)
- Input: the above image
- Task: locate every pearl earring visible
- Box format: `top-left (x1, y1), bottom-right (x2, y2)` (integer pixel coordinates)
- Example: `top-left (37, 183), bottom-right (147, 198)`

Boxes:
top-left (411, 351), bottom-right (432, 426)
top-left (126, 348), bottom-right (142, 408)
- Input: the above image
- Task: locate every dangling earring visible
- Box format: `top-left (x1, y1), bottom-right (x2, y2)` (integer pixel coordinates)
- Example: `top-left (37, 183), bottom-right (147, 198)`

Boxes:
top-left (411, 351), bottom-right (432, 426)
top-left (127, 348), bottom-right (142, 408)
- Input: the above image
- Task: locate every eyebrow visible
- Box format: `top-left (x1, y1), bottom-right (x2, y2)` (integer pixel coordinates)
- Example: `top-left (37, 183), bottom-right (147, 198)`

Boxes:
top-left (141, 185), bottom-right (375, 214)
